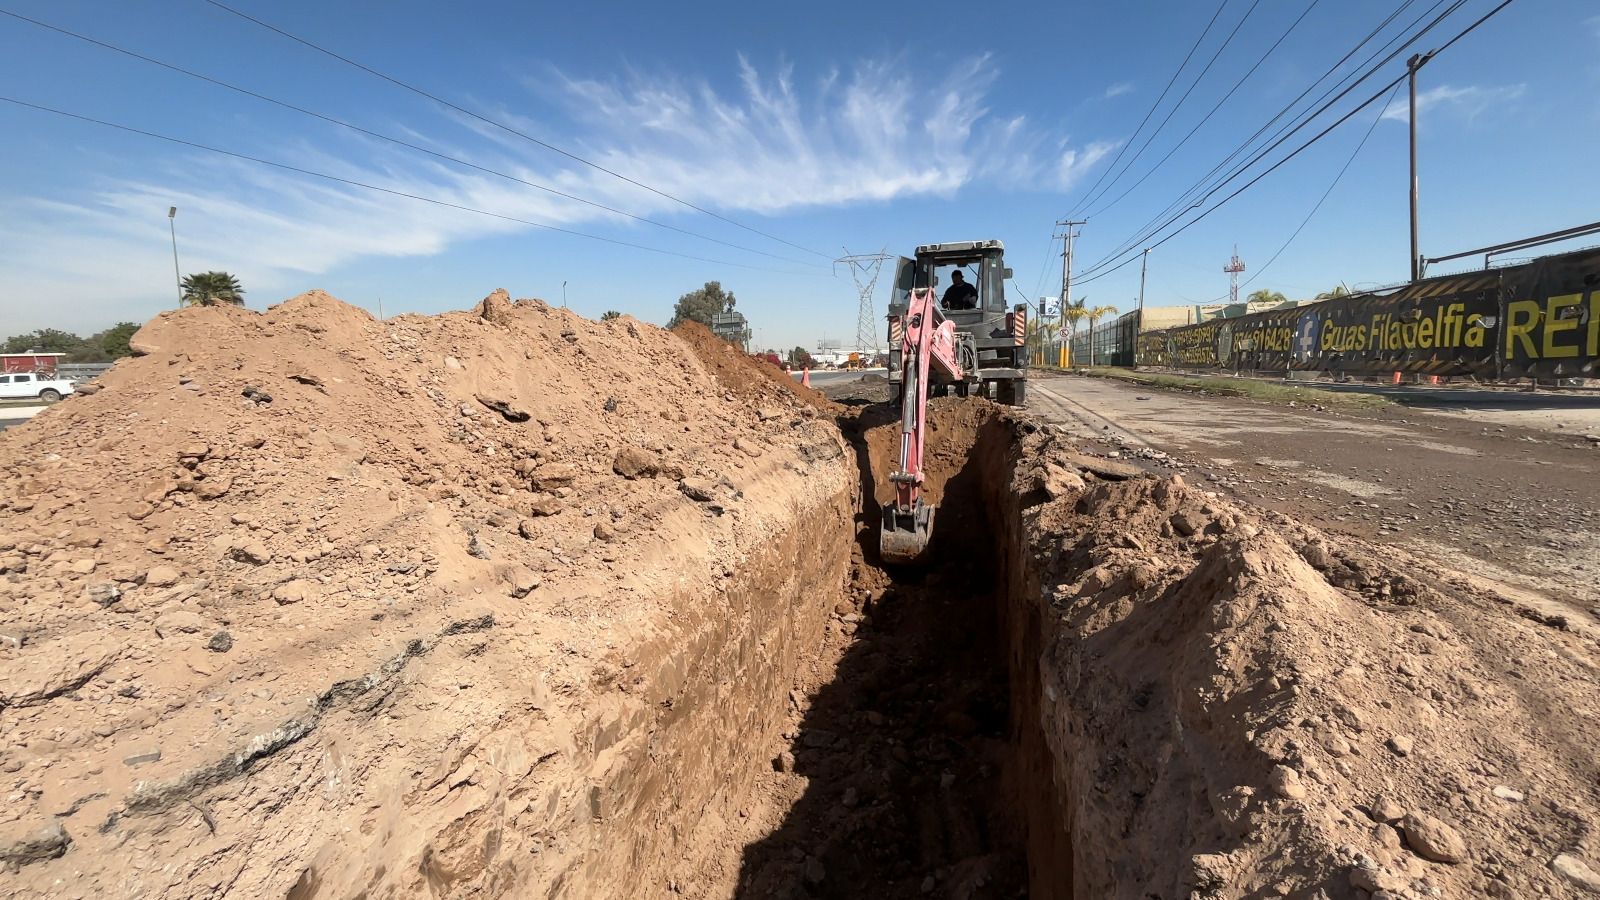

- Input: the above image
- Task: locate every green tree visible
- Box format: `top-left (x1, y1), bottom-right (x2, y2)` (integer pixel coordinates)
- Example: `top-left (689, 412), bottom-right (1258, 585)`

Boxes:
top-left (667, 281), bottom-right (735, 328)
top-left (1245, 289), bottom-right (1287, 306)
top-left (1314, 283), bottom-right (1352, 301)
top-left (94, 322), bottom-right (140, 359)
top-left (1024, 315), bottom-right (1059, 358)
top-left (790, 346), bottom-right (814, 369)
top-left (1058, 299), bottom-right (1088, 365)
top-left (3, 328), bottom-right (83, 354)
top-left (1085, 304), bottom-right (1119, 366)
top-left (600, 310), bottom-right (622, 321)
top-left (181, 271), bottom-right (245, 307)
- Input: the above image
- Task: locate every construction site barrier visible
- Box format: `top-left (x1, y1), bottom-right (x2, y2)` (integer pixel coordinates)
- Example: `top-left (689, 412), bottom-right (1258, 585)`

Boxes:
top-left (1101, 248), bottom-right (1600, 379)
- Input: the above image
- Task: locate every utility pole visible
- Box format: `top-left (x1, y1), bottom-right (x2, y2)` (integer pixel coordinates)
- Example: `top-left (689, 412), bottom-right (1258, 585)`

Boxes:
top-left (1055, 219), bottom-right (1085, 367)
top-left (167, 206), bottom-right (182, 307)
top-left (1407, 51), bottom-right (1434, 283)
top-left (1137, 248), bottom-right (1150, 325)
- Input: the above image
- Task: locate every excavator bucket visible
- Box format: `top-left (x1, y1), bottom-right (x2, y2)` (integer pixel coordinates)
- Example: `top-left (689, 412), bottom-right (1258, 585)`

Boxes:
top-left (879, 501), bottom-right (935, 564)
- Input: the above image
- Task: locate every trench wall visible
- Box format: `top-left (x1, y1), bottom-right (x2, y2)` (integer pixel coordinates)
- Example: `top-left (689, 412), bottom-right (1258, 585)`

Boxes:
top-left (551, 484), bottom-right (858, 896)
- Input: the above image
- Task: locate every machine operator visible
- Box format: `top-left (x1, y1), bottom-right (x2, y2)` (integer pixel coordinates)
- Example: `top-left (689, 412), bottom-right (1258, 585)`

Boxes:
top-left (941, 269), bottom-right (979, 310)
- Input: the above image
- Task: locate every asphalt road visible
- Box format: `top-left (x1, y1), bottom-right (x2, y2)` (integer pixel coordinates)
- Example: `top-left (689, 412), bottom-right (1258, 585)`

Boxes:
top-left (792, 368), bottom-right (887, 387)
top-left (0, 405), bottom-right (46, 432)
top-left (1026, 373), bottom-right (1600, 621)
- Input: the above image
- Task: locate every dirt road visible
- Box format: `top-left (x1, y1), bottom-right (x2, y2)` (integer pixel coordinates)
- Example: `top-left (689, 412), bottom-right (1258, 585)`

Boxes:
top-left (1028, 373), bottom-right (1600, 619)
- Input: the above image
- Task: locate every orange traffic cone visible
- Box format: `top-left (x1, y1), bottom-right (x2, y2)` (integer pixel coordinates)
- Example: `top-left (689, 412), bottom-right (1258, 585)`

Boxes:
top-left (801, 367), bottom-right (811, 387)
top-left (1391, 371), bottom-right (1403, 384)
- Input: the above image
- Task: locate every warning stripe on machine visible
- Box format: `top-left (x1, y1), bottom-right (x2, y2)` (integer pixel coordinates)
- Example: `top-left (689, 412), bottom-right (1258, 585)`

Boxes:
top-left (1010, 309), bottom-right (1026, 345)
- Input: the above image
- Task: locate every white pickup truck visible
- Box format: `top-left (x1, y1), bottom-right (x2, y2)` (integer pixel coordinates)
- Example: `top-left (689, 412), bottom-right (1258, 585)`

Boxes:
top-left (0, 371), bottom-right (75, 403)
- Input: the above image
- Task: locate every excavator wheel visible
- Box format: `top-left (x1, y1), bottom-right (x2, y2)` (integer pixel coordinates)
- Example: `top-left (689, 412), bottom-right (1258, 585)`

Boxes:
top-left (879, 501), bottom-right (934, 564)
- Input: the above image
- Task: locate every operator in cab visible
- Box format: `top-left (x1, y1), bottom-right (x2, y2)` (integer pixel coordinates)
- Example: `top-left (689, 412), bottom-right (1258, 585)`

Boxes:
top-left (941, 269), bottom-right (979, 310)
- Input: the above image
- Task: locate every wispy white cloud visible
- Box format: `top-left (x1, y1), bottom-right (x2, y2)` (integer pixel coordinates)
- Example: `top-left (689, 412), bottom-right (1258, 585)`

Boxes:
top-left (1381, 83), bottom-right (1527, 123)
top-left (1103, 82), bottom-right (1135, 99)
top-left (0, 54), bottom-right (1109, 332)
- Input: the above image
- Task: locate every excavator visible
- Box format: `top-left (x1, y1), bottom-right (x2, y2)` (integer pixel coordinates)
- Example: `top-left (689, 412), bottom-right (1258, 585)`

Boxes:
top-left (879, 239), bottom-right (1028, 563)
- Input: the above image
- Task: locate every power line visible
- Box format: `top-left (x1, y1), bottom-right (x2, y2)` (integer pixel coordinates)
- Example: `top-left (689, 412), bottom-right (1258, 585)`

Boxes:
top-left (0, 7), bottom-right (824, 269)
top-left (1075, 0), bottom-right (1492, 282)
top-left (1239, 80), bottom-right (1404, 291)
top-left (1079, 0), bottom-right (1266, 216)
top-left (0, 94), bottom-right (824, 276)
top-left (1075, 0), bottom-right (1511, 287)
top-left (1072, 71), bottom-right (1411, 288)
top-left (1030, 232), bottom-right (1061, 302)
top-left (1082, 0), bottom-right (1321, 220)
top-left (1082, 0), bottom-right (1439, 272)
top-left (1066, 0), bottom-right (1231, 217)
top-left (1088, 0), bottom-right (1452, 273)
top-left (199, 0), bottom-right (833, 260)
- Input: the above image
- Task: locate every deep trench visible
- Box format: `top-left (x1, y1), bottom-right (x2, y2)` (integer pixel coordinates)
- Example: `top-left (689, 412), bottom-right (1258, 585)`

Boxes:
top-left (732, 400), bottom-right (1067, 899)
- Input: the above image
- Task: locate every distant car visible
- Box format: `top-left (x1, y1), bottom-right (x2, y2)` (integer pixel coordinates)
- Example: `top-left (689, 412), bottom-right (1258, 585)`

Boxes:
top-left (0, 371), bottom-right (75, 403)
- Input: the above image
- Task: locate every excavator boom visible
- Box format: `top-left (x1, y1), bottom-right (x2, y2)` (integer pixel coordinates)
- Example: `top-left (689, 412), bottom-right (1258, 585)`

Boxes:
top-left (880, 287), bottom-right (964, 563)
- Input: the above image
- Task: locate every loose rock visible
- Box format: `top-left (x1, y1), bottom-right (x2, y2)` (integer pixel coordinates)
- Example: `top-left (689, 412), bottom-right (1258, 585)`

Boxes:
top-left (1400, 812), bottom-right (1468, 864)
top-left (1551, 853), bottom-right (1600, 893)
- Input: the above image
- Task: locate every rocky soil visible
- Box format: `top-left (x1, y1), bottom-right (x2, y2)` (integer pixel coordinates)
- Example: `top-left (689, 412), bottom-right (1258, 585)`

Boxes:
top-left (0, 290), bottom-right (847, 897)
top-left (1006, 416), bottom-right (1600, 898)
top-left (3, 297), bottom-right (1599, 900)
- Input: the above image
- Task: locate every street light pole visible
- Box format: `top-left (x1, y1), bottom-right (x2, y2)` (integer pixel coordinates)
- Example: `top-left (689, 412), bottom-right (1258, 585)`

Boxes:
top-left (1407, 51), bottom-right (1434, 282)
top-left (167, 206), bottom-right (182, 307)
top-left (562, 280), bottom-right (568, 308)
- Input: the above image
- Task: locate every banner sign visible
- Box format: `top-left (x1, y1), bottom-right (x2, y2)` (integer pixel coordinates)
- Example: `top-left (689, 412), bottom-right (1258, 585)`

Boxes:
top-left (1133, 248), bottom-right (1600, 378)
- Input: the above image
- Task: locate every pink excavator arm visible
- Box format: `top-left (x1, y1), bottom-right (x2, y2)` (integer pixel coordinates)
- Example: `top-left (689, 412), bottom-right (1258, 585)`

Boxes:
top-left (881, 287), bottom-right (965, 562)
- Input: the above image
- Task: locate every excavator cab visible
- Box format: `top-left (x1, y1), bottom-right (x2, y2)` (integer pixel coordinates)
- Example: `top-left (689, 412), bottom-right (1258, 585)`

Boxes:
top-left (887, 240), bottom-right (1029, 405)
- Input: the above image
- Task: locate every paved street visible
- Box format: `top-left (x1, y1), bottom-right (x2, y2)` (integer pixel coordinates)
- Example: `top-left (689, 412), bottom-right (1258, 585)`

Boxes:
top-left (792, 367), bottom-right (887, 387)
top-left (0, 405), bottom-right (47, 432)
top-left (1026, 373), bottom-right (1600, 620)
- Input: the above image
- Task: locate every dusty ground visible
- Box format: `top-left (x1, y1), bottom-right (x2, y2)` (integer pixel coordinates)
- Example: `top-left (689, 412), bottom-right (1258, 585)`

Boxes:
top-left (1030, 374), bottom-right (1600, 623)
top-left (7, 314), bottom-right (1600, 899)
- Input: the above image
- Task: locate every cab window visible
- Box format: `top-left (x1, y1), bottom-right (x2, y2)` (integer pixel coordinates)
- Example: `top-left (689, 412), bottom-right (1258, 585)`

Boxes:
top-left (14, 374), bottom-right (31, 383)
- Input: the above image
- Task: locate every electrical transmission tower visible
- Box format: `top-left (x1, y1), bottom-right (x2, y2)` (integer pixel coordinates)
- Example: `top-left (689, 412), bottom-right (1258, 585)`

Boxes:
top-left (1223, 246), bottom-right (1246, 304)
top-left (836, 250), bottom-right (893, 356)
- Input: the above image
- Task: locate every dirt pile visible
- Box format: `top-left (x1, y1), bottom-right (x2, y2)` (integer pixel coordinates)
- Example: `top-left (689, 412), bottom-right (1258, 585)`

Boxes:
top-left (1004, 420), bottom-right (1600, 898)
top-left (0, 290), bottom-right (852, 896)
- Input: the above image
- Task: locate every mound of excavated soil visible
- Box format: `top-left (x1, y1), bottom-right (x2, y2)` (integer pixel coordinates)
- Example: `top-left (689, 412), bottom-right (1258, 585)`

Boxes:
top-left (1006, 421), bottom-right (1600, 899)
top-left (0, 290), bottom-right (850, 896)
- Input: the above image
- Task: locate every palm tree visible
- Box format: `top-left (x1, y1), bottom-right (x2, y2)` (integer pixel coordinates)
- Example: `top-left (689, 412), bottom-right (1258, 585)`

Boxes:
top-left (600, 310), bottom-right (622, 321)
top-left (1025, 317), bottom-right (1059, 363)
top-left (1313, 283), bottom-right (1352, 301)
top-left (180, 272), bottom-right (245, 307)
top-left (1060, 300), bottom-right (1088, 366)
top-left (1085, 304), bottom-right (1119, 366)
top-left (1245, 288), bottom-right (1287, 306)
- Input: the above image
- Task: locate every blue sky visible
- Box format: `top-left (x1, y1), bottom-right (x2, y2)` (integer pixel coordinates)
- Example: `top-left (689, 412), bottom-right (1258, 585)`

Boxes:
top-left (1, 0), bottom-right (1595, 351)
